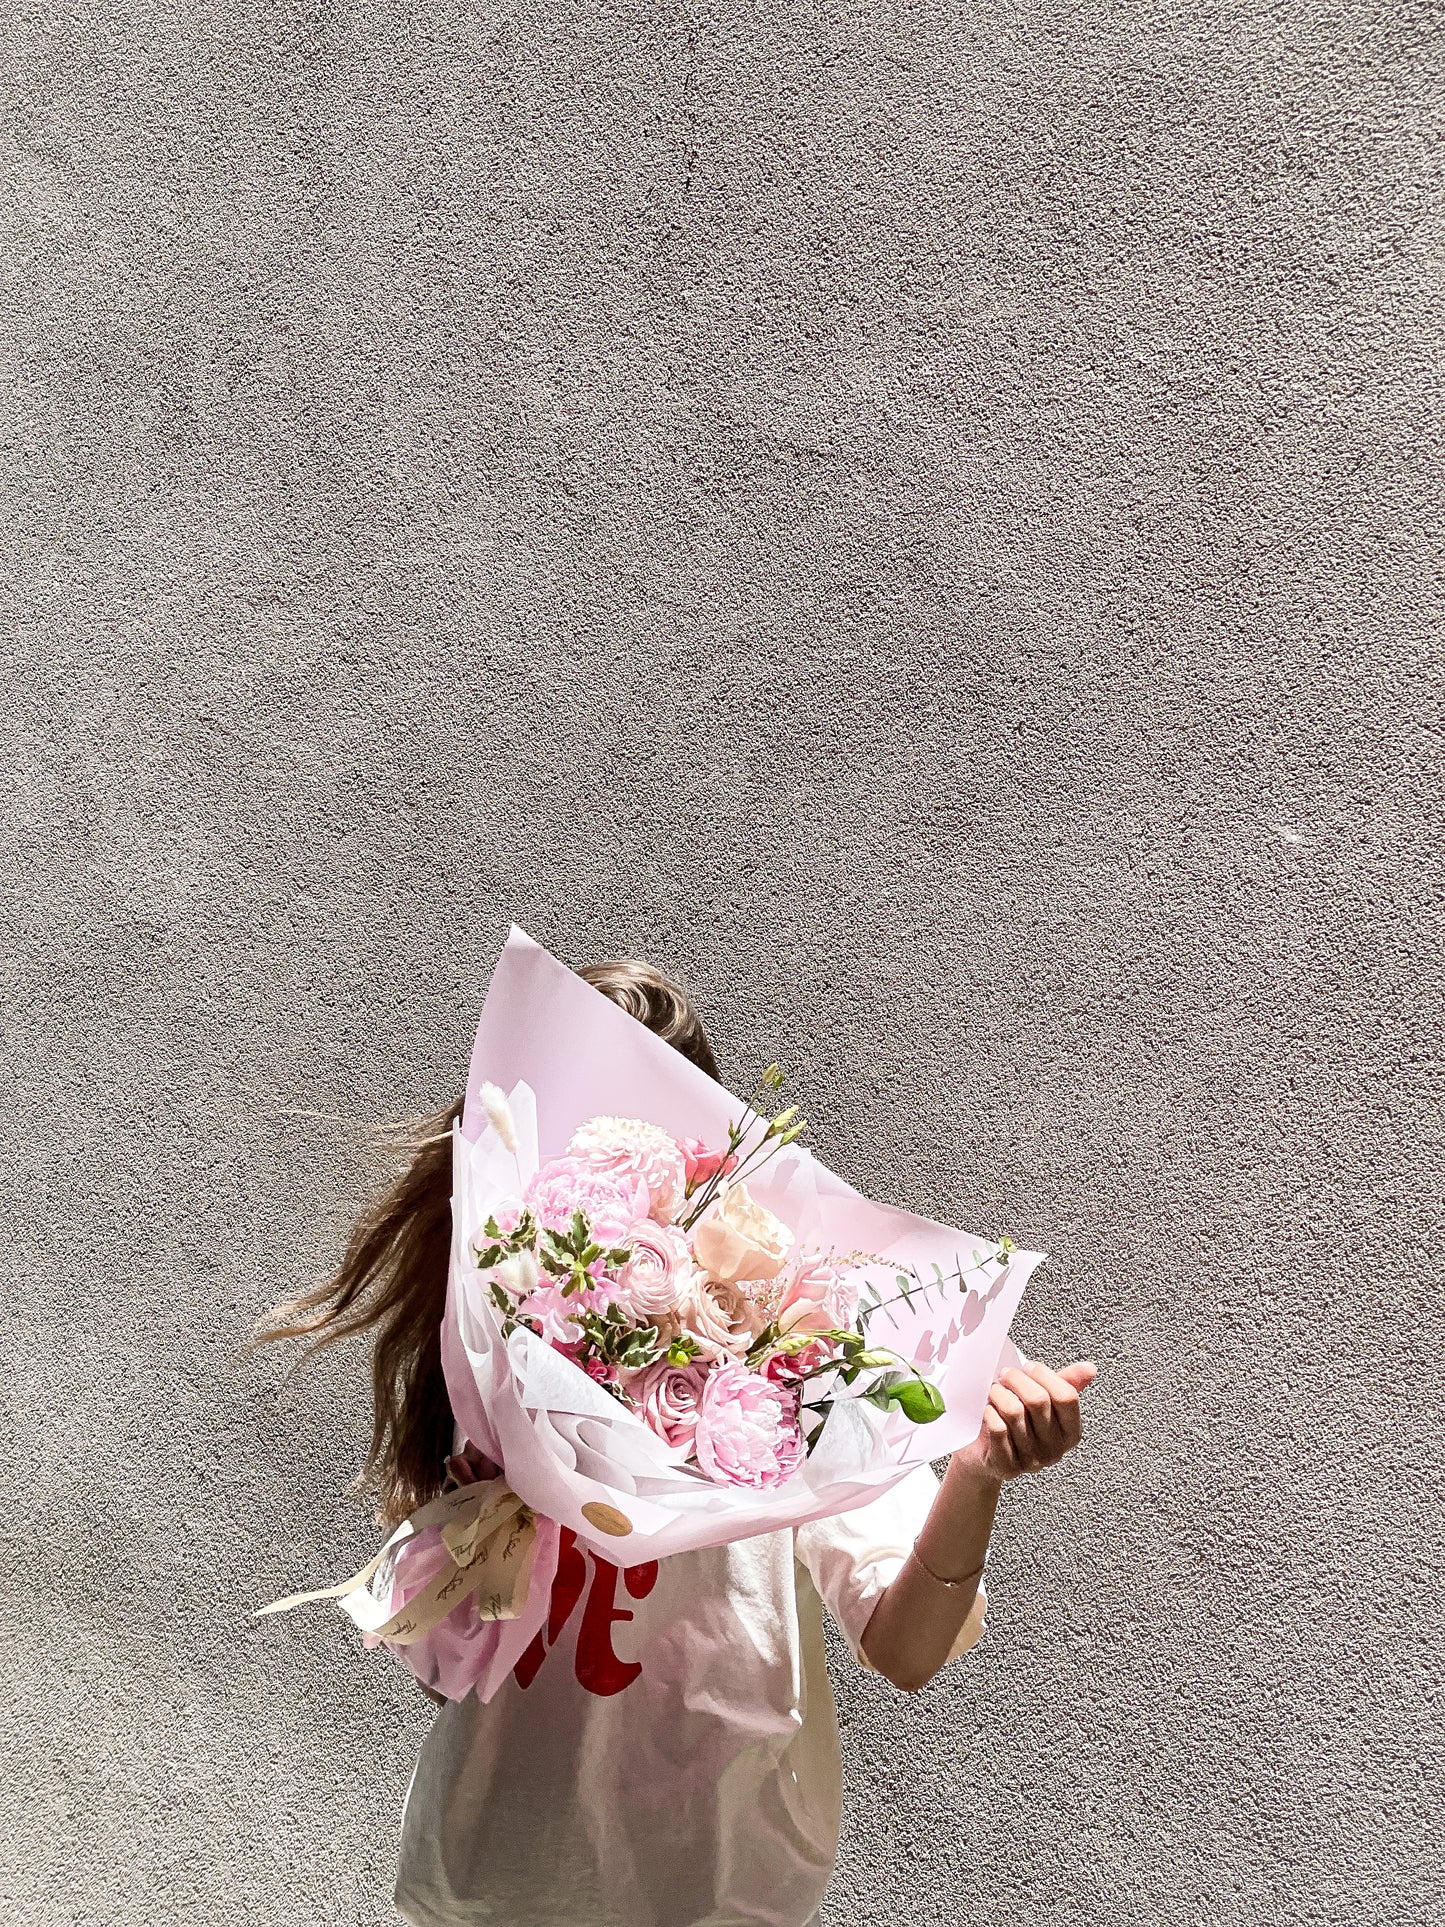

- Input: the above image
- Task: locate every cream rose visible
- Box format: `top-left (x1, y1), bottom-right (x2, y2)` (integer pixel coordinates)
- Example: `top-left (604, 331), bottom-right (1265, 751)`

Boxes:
top-left (677, 1270), bottom-right (769, 1359)
top-left (690, 1182), bottom-right (793, 1286)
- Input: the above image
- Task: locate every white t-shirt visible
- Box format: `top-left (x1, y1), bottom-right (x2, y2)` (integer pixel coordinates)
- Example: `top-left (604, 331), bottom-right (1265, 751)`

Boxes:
top-left (393, 1464), bottom-right (986, 1927)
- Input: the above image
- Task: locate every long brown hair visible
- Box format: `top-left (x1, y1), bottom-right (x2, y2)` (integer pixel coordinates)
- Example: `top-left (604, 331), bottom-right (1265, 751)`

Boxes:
top-left (255, 956), bottom-right (719, 1525)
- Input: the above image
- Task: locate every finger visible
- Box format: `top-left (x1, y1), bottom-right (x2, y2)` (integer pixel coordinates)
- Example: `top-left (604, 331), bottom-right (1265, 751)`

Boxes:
top-left (1021, 1359), bottom-right (1083, 1451)
top-left (989, 1382), bottom-right (1035, 1460)
top-left (1001, 1365), bottom-right (1062, 1451)
top-left (1058, 1360), bottom-right (1098, 1392)
top-left (982, 1405), bottom-right (1018, 1477)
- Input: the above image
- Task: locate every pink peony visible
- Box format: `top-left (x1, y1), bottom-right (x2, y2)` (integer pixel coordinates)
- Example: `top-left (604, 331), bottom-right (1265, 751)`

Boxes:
top-left (631, 1359), bottom-right (711, 1452)
top-left (776, 1255), bottom-right (858, 1337)
top-left (565, 1116), bottom-right (688, 1223)
top-left (610, 1219), bottom-right (693, 1324)
top-left (524, 1155), bottom-right (649, 1243)
top-left (679, 1137), bottom-right (738, 1191)
top-left (692, 1360), bottom-right (806, 1489)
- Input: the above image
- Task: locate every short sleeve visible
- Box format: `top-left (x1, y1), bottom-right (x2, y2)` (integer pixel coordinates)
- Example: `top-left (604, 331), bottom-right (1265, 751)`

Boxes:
top-left (794, 1466), bottom-right (988, 1672)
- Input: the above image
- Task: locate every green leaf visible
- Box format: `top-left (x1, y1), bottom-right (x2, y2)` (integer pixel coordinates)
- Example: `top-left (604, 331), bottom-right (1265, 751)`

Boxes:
top-left (892, 1378), bottom-right (946, 1424)
top-left (862, 1370), bottom-right (907, 1411)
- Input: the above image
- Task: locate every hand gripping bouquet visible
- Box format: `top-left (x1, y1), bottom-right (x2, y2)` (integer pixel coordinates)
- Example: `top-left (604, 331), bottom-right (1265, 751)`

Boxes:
top-left (261, 927), bottom-right (1045, 1701)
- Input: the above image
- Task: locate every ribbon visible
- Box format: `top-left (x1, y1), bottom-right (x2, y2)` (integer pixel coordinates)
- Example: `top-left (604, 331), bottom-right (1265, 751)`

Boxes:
top-left (257, 1476), bottom-right (540, 1647)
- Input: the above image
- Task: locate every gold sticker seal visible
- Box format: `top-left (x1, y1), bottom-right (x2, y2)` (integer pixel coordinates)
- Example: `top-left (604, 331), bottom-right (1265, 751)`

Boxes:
top-left (580, 1501), bottom-right (633, 1537)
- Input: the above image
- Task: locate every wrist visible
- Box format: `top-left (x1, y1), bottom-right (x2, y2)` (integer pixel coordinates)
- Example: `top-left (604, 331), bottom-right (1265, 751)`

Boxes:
top-left (947, 1447), bottom-right (1005, 1498)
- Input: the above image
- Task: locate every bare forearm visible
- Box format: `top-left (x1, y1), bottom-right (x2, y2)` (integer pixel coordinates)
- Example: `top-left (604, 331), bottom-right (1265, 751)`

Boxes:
top-left (859, 1356), bottom-right (1098, 1693)
top-left (860, 1457), bottom-right (1001, 1691)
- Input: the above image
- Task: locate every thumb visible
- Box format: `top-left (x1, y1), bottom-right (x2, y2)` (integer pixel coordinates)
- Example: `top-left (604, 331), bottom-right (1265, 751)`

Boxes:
top-left (1058, 1359), bottom-right (1099, 1391)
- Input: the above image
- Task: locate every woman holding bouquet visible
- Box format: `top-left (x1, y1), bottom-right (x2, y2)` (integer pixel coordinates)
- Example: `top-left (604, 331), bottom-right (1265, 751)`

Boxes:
top-left (260, 957), bottom-right (1096, 1927)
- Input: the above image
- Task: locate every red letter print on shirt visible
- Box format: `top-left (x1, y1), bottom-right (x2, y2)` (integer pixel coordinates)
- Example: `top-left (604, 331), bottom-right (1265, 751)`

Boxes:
top-left (513, 1527), bottom-right (658, 1696)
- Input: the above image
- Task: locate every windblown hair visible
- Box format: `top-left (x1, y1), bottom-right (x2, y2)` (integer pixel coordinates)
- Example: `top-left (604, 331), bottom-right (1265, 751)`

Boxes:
top-left (255, 956), bottom-right (719, 1526)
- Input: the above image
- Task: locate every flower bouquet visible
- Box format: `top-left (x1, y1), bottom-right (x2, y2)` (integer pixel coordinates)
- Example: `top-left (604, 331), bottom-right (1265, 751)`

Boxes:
top-left (262, 927), bottom-right (1044, 1701)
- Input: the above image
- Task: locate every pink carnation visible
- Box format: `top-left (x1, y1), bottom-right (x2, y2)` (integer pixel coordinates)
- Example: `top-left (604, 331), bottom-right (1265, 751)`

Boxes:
top-left (524, 1155), bottom-right (649, 1243)
top-left (692, 1360), bottom-right (806, 1489)
top-left (631, 1359), bottom-right (711, 1452)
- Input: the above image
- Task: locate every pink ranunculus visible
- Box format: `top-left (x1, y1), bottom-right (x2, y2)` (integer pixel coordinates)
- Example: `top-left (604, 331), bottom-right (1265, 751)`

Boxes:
top-left (564, 1116), bottom-right (688, 1223)
top-left (523, 1155), bottom-right (649, 1243)
top-left (610, 1220), bottom-right (693, 1324)
top-left (777, 1255), bottom-right (858, 1337)
top-left (692, 1360), bottom-right (806, 1489)
top-left (631, 1359), bottom-right (711, 1452)
top-left (679, 1137), bottom-right (738, 1191)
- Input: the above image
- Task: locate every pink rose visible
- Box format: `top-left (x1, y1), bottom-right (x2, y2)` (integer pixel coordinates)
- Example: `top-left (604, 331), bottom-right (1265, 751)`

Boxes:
top-left (610, 1220), bottom-right (693, 1324)
top-left (679, 1137), bottom-right (738, 1190)
top-left (524, 1155), bottom-right (649, 1243)
top-left (776, 1255), bottom-right (858, 1337)
top-left (565, 1116), bottom-right (688, 1222)
top-left (631, 1359), bottom-right (711, 1452)
top-left (692, 1360), bottom-right (806, 1489)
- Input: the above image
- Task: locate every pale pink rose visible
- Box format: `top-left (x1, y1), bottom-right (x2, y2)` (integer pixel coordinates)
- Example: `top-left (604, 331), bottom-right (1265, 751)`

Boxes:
top-left (691, 1182), bottom-right (793, 1286)
top-left (677, 1271), bottom-right (765, 1359)
top-left (693, 1361), bottom-right (806, 1489)
top-left (610, 1220), bottom-right (693, 1324)
top-left (565, 1116), bottom-right (688, 1222)
top-left (678, 1137), bottom-right (739, 1190)
top-left (524, 1155), bottom-right (649, 1243)
top-left (631, 1359), bottom-right (711, 1452)
top-left (776, 1255), bottom-right (858, 1337)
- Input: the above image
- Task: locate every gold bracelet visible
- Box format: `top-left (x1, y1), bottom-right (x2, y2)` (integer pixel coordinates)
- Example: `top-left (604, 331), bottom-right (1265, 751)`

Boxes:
top-left (908, 1540), bottom-right (986, 1590)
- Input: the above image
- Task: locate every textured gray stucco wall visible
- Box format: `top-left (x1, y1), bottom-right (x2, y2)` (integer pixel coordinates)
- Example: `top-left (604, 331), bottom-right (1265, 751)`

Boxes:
top-left (2, 2), bottom-right (1440, 1922)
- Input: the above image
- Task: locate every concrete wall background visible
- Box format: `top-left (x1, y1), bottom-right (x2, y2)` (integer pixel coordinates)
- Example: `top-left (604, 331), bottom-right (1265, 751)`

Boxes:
top-left (2, 2), bottom-right (1439, 1922)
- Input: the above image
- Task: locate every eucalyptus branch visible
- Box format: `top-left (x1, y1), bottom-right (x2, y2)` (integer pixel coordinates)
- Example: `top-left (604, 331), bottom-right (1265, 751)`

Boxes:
top-left (854, 1242), bottom-right (1012, 1332)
